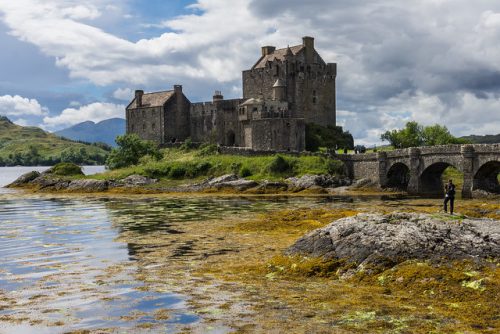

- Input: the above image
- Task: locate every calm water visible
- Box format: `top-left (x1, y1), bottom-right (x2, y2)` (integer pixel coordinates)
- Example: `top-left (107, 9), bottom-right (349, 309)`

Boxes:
top-left (0, 167), bottom-right (346, 333)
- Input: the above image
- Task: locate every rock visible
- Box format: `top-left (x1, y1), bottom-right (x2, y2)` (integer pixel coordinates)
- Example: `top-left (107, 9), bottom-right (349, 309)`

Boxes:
top-left (286, 174), bottom-right (349, 190)
top-left (287, 213), bottom-right (500, 268)
top-left (31, 176), bottom-right (69, 190)
top-left (216, 179), bottom-right (258, 191)
top-left (67, 179), bottom-right (109, 192)
top-left (252, 180), bottom-right (289, 193)
top-left (120, 174), bottom-right (158, 187)
top-left (7, 171), bottom-right (40, 186)
top-left (472, 189), bottom-right (499, 198)
top-left (205, 174), bottom-right (239, 186)
top-left (350, 178), bottom-right (376, 188)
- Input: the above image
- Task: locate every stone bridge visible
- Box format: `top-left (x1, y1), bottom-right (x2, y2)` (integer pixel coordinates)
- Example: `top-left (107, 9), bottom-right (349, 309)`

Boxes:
top-left (339, 144), bottom-right (500, 198)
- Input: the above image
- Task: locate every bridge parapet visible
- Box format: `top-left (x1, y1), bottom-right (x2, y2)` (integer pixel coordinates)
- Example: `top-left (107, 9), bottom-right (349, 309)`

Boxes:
top-left (338, 143), bottom-right (499, 198)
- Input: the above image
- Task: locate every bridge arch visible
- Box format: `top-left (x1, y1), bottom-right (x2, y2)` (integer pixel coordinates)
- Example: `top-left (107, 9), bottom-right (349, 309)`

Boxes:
top-left (419, 162), bottom-right (460, 196)
top-left (386, 162), bottom-right (410, 190)
top-left (473, 160), bottom-right (500, 194)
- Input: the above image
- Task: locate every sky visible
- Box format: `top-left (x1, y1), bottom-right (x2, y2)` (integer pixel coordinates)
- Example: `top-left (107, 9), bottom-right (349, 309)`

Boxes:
top-left (0, 0), bottom-right (499, 145)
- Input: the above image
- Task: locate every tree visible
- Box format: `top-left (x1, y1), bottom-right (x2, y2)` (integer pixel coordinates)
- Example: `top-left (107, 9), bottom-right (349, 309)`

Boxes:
top-left (381, 121), bottom-right (468, 148)
top-left (305, 124), bottom-right (354, 152)
top-left (106, 134), bottom-right (161, 169)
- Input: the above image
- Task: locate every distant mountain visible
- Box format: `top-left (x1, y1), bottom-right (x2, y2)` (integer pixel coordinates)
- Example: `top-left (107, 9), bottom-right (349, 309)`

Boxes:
top-left (460, 134), bottom-right (500, 144)
top-left (54, 118), bottom-right (125, 147)
top-left (0, 116), bottom-right (110, 166)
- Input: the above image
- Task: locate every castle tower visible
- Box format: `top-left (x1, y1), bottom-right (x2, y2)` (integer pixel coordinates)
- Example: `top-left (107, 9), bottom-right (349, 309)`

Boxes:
top-left (272, 79), bottom-right (286, 101)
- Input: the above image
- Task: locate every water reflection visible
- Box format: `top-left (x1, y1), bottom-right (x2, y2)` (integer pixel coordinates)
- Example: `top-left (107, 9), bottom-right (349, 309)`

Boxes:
top-left (0, 194), bottom-right (344, 332)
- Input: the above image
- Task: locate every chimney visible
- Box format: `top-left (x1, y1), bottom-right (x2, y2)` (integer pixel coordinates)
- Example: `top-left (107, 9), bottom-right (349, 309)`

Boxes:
top-left (213, 90), bottom-right (223, 103)
top-left (135, 90), bottom-right (144, 107)
top-left (174, 85), bottom-right (183, 110)
top-left (173, 85), bottom-right (182, 94)
top-left (302, 36), bottom-right (314, 63)
top-left (261, 46), bottom-right (276, 56)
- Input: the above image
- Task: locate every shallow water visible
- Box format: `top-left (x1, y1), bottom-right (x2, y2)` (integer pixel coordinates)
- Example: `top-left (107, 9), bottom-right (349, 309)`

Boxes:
top-left (0, 168), bottom-right (349, 332)
top-left (3, 167), bottom-right (496, 332)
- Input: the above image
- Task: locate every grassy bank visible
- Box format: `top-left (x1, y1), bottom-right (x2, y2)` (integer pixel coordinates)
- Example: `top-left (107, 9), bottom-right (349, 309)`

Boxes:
top-left (0, 116), bottom-right (109, 165)
top-left (94, 147), bottom-right (345, 182)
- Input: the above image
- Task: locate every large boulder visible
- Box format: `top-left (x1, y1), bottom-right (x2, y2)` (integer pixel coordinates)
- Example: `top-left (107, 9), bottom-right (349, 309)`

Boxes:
top-left (216, 179), bottom-right (258, 191)
top-left (7, 171), bottom-right (41, 186)
top-left (287, 213), bottom-right (500, 267)
top-left (286, 174), bottom-right (351, 191)
top-left (120, 174), bottom-right (158, 187)
top-left (67, 179), bottom-right (108, 192)
top-left (204, 174), bottom-right (239, 186)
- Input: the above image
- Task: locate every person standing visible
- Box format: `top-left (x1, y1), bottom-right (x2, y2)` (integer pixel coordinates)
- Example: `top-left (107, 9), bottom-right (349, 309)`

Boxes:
top-left (444, 179), bottom-right (456, 214)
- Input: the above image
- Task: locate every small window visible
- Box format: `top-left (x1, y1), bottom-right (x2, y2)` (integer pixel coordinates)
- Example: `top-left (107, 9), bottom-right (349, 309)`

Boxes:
top-left (313, 97), bottom-right (317, 104)
top-left (152, 123), bottom-right (156, 130)
top-left (142, 123), bottom-right (146, 131)
top-left (142, 110), bottom-right (145, 118)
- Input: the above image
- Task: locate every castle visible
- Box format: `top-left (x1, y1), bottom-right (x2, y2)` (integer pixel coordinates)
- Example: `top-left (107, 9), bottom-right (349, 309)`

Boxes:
top-left (126, 36), bottom-right (337, 151)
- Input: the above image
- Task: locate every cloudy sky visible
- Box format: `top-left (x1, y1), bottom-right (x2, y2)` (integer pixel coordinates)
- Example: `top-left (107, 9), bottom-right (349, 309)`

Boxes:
top-left (0, 0), bottom-right (499, 144)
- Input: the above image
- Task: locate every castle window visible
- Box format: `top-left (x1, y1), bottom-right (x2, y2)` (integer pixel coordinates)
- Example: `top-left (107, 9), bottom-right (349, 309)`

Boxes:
top-left (142, 123), bottom-right (146, 131)
top-left (274, 65), bottom-right (279, 76)
top-left (152, 123), bottom-right (156, 130)
top-left (142, 110), bottom-right (145, 118)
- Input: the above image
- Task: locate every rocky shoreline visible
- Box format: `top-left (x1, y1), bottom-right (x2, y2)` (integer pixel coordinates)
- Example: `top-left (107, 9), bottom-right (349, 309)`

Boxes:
top-left (7, 169), bottom-right (358, 194)
top-left (287, 212), bottom-right (500, 271)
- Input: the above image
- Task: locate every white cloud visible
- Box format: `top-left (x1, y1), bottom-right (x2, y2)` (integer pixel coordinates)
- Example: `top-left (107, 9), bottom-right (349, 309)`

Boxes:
top-left (0, 95), bottom-right (48, 116)
top-left (112, 87), bottom-right (133, 100)
top-left (1, 0), bottom-right (500, 141)
top-left (42, 102), bottom-right (125, 128)
top-left (13, 118), bottom-right (29, 126)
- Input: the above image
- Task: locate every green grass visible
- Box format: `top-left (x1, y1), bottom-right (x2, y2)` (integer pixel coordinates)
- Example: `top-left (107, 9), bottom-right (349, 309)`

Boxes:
top-left (93, 148), bottom-right (345, 182)
top-left (0, 117), bottom-right (109, 165)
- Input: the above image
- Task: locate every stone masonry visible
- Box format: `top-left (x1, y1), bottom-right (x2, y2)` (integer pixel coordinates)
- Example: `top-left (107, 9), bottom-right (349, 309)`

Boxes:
top-left (125, 36), bottom-right (337, 151)
top-left (339, 144), bottom-right (500, 198)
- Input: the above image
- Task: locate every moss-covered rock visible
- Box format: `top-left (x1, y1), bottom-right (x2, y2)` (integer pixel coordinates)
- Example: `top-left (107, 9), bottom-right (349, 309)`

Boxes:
top-left (47, 162), bottom-right (83, 176)
top-left (287, 212), bottom-right (500, 268)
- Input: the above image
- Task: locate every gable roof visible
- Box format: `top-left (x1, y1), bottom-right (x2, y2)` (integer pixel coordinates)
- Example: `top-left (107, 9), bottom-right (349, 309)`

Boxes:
top-left (127, 90), bottom-right (175, 109)
top-left (252, 45), bottom-right (304, 69)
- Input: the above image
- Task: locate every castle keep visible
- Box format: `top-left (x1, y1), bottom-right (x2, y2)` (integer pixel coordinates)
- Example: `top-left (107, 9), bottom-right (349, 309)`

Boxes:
top-left (126, 36), bottom-right (337, 151)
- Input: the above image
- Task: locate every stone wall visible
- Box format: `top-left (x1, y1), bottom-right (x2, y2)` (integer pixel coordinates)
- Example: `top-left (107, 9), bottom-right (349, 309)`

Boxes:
top-left (163, 93), bottom-right (191, 143)
top-left (246, 118), bottom-right (305, 151)
top-left (190, 102), bottom-right (217, 143)
top-left (126, 106), bottom-right (164, 143)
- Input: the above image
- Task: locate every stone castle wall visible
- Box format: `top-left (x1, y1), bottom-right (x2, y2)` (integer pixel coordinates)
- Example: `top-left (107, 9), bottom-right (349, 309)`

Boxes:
top-left (126, 106), bottom-right (164, 143)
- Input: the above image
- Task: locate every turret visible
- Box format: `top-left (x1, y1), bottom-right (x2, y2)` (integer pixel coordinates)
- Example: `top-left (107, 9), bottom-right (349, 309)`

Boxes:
top-left (213, 90), bottom-right (223, 102)
top-left (272, 79), bottom-right (286, 101)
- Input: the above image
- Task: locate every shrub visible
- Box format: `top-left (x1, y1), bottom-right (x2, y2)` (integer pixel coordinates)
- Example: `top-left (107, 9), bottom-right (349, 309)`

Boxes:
top-left (106, 134), bottom-right (161, 169)
top-left (179, 138), bottom-right (196, 151)
top-left (197, 143), bottom-right (218, 156)
top-left (169, 165), bottom-right (187, 179)
top-left (327, 160), bottom-right (345, 175)
top-left (239, 166), bottom-right (252, 177)
top-left (49, 162), bottom-right (83, 176)
top-left (268, 155), bottom-right (292, 174)
top-left (196, 161), bottom-right (212, 174)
